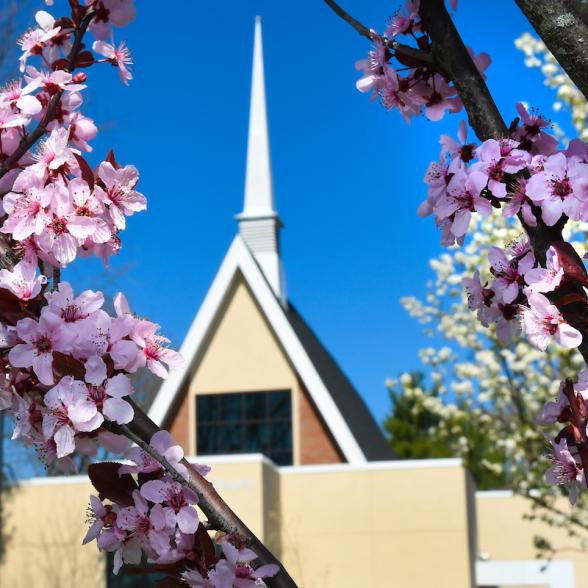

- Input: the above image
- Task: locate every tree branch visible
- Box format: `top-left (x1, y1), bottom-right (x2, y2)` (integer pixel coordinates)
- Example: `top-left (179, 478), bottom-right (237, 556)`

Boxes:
top-left (515, 0), bottom-right (588, 100)
top-left (124, 399), bottom-right (299, 588)
top-left (0, 10), bottom-right (95, 180)
top-left (323, 0), bottom-right (433, 66)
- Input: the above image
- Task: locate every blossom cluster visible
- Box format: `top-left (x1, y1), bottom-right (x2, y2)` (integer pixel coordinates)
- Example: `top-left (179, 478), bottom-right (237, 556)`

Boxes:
top-left (0, 1), bottom-right (282, 584)
top-left (355, 0), bottom-right (488, 122)
top-left (85, 431), bottom-right (278, 586)
top-left (1, 3), bottom-right (144, 269)
top-left (536, 374), bottom-right (588, 504)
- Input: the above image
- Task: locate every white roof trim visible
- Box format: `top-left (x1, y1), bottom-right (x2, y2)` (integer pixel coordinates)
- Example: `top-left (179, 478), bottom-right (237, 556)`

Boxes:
top-left (475, 560), bottom-right (575, 588)
top-left (149, 236), bottom-right (366, 463)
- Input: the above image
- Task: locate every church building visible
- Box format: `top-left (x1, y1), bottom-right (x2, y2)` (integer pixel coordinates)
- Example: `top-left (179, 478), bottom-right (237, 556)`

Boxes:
top-left (0, 19), bottom-right (585, 588)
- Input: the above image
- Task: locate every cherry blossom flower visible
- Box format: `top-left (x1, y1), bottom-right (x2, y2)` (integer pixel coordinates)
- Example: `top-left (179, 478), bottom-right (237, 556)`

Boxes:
top-left (94, 162), bottom-right (146, 230)
top-left (522, 291), bottom-right (582, 351)
top-left (220, 539), bottom-right (280, 588)
top-left (84, 370), bottom-right (134, 425)
top-left (385, 0), bottom-right (420, 37)
top-left (513, 102), bottom-right (558, 155)
top-left (1, 180), bottom-right (53, 241)
top-left (526, 152), bottom-right (588, 225)
top-left (45, 281), bottom-right (104, 324)
top-left (18, 11), bottom-right (61, 72)
top-left (503, 178), bottom-right (537, 227)
top-left (93, 40), bottom-right (133, 85)
top-left (140, 478), bottom-right (199, 534)
top-left (9, 312), bottom-right (77, 385)
top-left (434, 169), bottom-right (490, 242)
top-left (129, 319), bottom-right (185, 378)
top-left (525, 246), bottom-right (564, 293)
top-left (546, 438), bottom-right (585, 504)
top-left (0, 260), bottom-right (46, 300)
top-left (440, 120), bottom-right (476, 173)
top-left (89, 0), bottom-right (136, 40)
top-left (472, 138), bottom-right (529, 198)
top-left (43, 376), bottom-right (103, 457)
top-left (83, 495), bottom-right (119, 545)
top-left (355, 38), bottom-right (388, 95)
top-left (488, 245), bottom-right (535, 303)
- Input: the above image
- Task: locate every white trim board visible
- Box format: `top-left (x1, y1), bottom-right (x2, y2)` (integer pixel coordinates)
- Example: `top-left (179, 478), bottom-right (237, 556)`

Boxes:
top-left (148, 236), bottom-right (366, 463)
top-left (476, 560), bottom-right (575, 588)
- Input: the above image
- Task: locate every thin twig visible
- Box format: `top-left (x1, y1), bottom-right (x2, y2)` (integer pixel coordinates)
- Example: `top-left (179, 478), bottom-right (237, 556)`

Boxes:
top-left (323, 0), bottom-right (434, 65)
top-left (0, 10), bottom-right (96, 180)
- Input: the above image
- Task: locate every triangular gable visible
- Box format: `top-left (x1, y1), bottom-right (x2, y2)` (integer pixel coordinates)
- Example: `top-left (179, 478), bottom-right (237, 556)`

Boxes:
top-left (148, 236), bottom-right (367, 463)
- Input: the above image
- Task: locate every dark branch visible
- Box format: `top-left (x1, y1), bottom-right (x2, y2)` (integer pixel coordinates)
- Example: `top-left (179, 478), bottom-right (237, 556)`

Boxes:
top-left (0, 10), bottom-right (95, 180)
top-left (418, 0), bottom-right (507, 141)
top-left (323, 0), bottom-right (433, 66)
top-left (515, 0), bottom-right (588, 100)
top-left (125, 399), bottom-right (299, 588)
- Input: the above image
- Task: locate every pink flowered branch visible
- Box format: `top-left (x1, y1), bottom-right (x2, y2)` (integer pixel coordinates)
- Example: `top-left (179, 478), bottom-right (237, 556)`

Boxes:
top-left (0, 1), bottom-right (296, 587)
top-left (325, 0), bottom-right (588, 505)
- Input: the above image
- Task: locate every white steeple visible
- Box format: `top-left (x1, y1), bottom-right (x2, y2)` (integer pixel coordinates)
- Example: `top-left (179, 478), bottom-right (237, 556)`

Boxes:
top-left (236, 17), bottom-right (286, 304)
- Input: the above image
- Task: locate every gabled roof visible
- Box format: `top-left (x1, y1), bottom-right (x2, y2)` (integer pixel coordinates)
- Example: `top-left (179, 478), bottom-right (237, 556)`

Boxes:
top-left (148, 236), bottom-right (393, 464)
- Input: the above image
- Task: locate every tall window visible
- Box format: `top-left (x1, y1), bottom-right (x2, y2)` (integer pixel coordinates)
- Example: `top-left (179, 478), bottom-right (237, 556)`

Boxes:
top-left (196, 390), bottom-right (293, 465)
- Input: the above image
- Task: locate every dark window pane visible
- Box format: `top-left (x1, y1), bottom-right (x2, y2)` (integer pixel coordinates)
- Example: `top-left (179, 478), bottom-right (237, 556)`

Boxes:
top-left (220, 394), bottom-right (242, 422)
top-left (196, 391), bottom-right (292, 465)
top-left (269, 391), bottom-right (290, 418)
top-left (244, 422), bottom-right (270, 451)
top-left (245, 393), bottom-right (265, 420)
top-left (197, 425), bottom-right (218, 453)
top-left (270, 421), bottom-right (292, 450)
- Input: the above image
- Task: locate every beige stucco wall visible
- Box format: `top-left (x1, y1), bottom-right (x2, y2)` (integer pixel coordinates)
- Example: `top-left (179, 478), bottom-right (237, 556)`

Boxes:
top-left (279, 460), bottom-right (475, 588)
top-left (187, 276), bottom-right (302, 461)
top-left (0, 477), bottom-right (104, 588)
top-left (476, 491), bottom-right (588, 585)
top-left (0, 457), bottom-right (476, 588)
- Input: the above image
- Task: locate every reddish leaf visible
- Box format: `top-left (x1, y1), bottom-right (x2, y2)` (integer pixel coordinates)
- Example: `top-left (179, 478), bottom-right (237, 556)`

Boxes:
top-left (555, 293), bottom-right (588, 307)
top-left (51, 58), bottom-right (69, 71)
top-left (105, 149), bottom-right (120, 169)
top-left (52, 351), bottom-right (86, 381)
top-left (73, 153), bottom-right (95, 189)
top-left (552, 241), bottom-right (588, 287)
top-left (193, 524), bottom-right (217, 569)
top-left (88, 462), bottom-right (137, 507)
top-left (75, 51), bottom-right (95, 69)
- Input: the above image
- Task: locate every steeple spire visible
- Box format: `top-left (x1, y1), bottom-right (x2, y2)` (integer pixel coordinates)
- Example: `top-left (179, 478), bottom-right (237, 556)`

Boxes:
top-left (237, 17), bottom-right (286, 303)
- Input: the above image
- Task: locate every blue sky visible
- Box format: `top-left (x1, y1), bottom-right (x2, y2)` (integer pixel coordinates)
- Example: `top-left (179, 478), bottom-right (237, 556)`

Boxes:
top-left (34, 1), bottom-right (574, 426)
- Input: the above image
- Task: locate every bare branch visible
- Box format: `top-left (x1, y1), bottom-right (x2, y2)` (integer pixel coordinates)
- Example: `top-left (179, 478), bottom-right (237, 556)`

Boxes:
top-left (515, 0), bottom-right (588, 100)
top-left (323, 0), bottom-right (434, 66)
top-left (124, 399), bottom-right (299, 588)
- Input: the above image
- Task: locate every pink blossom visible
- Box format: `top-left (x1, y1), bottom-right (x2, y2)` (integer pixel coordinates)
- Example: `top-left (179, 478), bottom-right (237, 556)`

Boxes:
top-left (522, 291), bottom-right (582, 351)
top-left (94, 162), bottom-right (146, 230)
top-left (418, 155), bottom-right (450, 217)
top-left (384, 0), bottom-right (420, 37)
top-left (85, 370), bottom-right (134, 424)
top-left (89, 0), bottom-right (136, 40)
top-left (503, 178), bottom-right (537, 227)
top-left (537, 379), bottom-right (588, 425)
top-left (440, 120), bottom-right (476, 173)
top-left (513, 103), bottom-right (558, 156)
top-left (23, 66), bottom-right (86, 96)
top-left (417, 76), bottom-right (462, 122)
top-left (1, 180), bottom-right (52, 241)
top-left (83, 495), bottom-right (119, 545)
top-left (68, 112), bottom-right (98, 152)
top-left (526, 152), bottom-right (588, 225)
top-left (32, 127), bottom-right (79, 179)
top-left (220, 539), bottom-right (280, 588)
top-left (355, 38), bottom-right (388, 95)
top-left (18, 11), bottom-right (61, 72)
top-left (472, 138), bottom-right (529, 198)
top-left (434, 169), bottom-right (490, 241)
top-left (489, 245), bottom-right (535, 303)
top-left (0, 260), bottom-right (46, 300)
top-left (129, 319), bottom-right (185, 378)
top-left (140, 478), bottom-right (199, 534)
top-left (43, 376), bottom-right (103, 457)
top-left (9, 312), bottom-right (77, 385)
top-left (524, 246), bottom-right (564, 293)
top-left (45, 281), bottom-right (104, 323)
top-left (546, 438), bottom-right (585, 504)
top-left (93, 40), bottom-right (133, 85)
